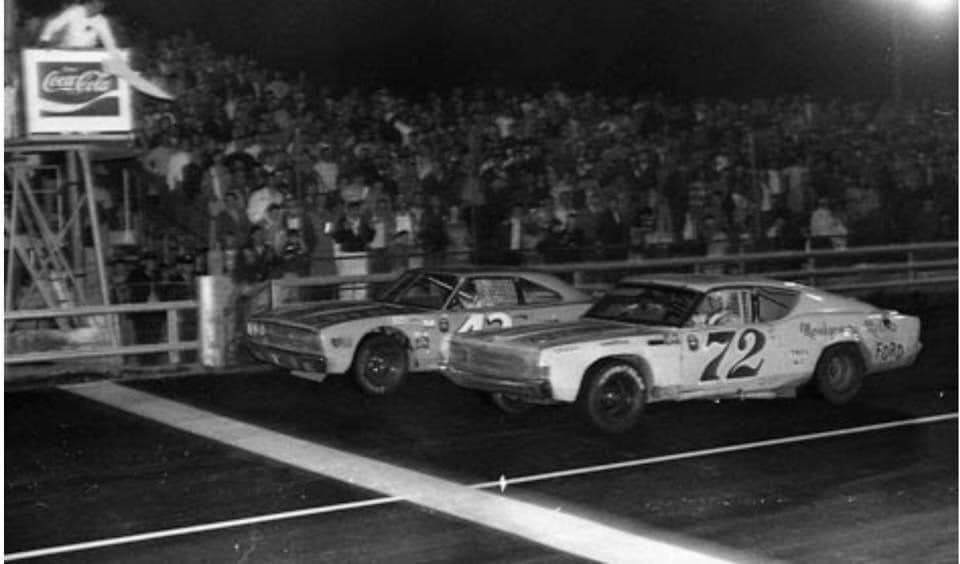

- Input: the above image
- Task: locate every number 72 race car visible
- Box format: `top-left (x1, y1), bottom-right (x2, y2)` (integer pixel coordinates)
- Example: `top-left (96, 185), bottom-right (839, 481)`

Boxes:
top-left (244, 268), bottom-right (593, 395)
top-left (443, 274), bottom-right (922, 433)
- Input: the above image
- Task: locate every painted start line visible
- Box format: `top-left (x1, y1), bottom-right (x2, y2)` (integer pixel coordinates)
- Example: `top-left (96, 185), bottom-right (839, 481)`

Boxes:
top-left (5, 381), bottom-right (956, 563)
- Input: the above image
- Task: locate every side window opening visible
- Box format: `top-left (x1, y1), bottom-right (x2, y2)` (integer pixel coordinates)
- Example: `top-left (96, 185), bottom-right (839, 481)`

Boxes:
top-left (517, 278), bottom-right (562, 305)
top-left (755, 287), bottom-right (800, 322)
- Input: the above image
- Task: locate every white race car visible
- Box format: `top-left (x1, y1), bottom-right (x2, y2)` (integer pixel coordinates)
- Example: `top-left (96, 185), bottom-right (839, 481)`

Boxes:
top-left (444, 274), bottom-right (922, 433)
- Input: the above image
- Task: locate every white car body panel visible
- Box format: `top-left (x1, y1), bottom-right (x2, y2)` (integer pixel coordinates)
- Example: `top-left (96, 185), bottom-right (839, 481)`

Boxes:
top-left (447, 276), bottom-right (922, 405)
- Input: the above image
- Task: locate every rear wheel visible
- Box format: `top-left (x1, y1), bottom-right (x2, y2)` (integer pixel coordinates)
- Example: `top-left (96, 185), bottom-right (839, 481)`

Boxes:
top-left (814, 346), bottom-right (863, 405)
top-left (577, 361), bottom-right (646, 433)
top-left (353, 335), bottom-right (408, 395)
top-left (490, 392), bottom-right (534, 414)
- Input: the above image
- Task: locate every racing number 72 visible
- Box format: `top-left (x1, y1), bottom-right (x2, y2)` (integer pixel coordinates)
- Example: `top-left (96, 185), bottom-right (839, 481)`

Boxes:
top-left (700, 329), bottom-right (766, 381)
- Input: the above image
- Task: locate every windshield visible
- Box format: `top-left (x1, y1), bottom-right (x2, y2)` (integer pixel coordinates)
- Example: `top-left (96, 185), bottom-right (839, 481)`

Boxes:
top-left (377, 271), bottom-right (460, 309)
top-left (584, 283), bottom-right (702, 327)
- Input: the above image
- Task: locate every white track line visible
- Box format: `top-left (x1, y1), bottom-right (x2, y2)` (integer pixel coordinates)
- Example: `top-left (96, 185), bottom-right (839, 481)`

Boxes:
top-left (7, 381), bottom-right (745, 564)
top-left (472, 412), bottom-right (959, 490)
top-left (6, 385), bottom-right (955, 562)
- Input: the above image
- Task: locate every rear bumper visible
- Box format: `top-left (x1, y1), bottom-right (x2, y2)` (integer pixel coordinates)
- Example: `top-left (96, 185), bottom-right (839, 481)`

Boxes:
top-left (442, 365), bottom-right (553, 401)
top-left (245, 340), bottom-right (327, 374)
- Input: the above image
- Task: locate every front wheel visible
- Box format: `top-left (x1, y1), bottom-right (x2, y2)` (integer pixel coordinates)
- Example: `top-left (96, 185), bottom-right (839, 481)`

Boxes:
top-left (353, 335), bottom-right (408, 395)
top-left (490, 392), bottom-right (535, 414)
top-left (577, 361), bottom-right (646, 433)
top-left (814, 346), bottom-right (864, 405)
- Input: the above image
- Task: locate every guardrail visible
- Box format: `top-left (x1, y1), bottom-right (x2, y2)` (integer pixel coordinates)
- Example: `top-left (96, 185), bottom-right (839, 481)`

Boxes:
top-left (4, 242), bottom-right (956, 371)
top-left (267, 241), bottom-right (958, 307)
top-left (5, 300), bottom-right (198, 365)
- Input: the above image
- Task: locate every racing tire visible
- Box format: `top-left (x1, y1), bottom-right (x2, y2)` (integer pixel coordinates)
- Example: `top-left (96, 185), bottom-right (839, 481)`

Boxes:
top-left (577, 360), bottom-right (646, 434)
top-left (490, 392), bottom-right (535, 414)
top-left (814, 346), bottom-right (864, 405)
top-left (353, 335), bottom-right (408, 395)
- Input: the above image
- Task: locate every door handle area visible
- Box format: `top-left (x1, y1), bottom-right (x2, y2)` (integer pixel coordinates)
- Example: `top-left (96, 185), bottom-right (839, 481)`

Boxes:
top-left (514, 314), bottom-right (529, 320)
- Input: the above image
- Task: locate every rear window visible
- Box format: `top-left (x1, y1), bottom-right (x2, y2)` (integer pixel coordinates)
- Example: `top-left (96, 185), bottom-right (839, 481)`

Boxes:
top-left (518, 278), bottom-right (562, 305)
top-left (756, 287), bottom-right (800, 322)
top-left (458, 277), bottom-right (520, 308)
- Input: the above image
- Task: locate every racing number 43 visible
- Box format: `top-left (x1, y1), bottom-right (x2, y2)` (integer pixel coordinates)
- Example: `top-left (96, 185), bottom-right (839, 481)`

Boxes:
top-left (457, 312), bottom-right (512, 333)
top-left (700, 329), bottom-right (766, 381)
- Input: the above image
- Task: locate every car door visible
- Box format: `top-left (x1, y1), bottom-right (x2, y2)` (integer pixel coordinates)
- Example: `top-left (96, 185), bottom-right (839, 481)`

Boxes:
top-left (429, 276), bottom-right (523, 367)
top-left (679, 288), bottom-right (778, 394)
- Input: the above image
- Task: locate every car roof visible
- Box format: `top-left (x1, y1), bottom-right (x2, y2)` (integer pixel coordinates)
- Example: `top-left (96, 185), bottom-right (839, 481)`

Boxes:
top-left (414, 267), bottom-right (591, 300)
top-left (618, 273), bottom-right (806, 294)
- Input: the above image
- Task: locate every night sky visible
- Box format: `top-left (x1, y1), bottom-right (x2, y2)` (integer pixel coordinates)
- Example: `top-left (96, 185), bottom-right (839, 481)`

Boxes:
top-left (21, 0), bottom-right (959, 98)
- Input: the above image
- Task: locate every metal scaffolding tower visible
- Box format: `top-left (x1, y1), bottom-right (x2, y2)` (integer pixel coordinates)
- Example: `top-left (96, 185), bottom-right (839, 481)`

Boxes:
top-left (4, 138), bottom-right (128, 332)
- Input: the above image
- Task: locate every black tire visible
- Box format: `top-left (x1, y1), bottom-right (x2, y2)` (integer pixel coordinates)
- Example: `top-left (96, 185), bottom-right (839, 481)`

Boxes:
top-left (577, 360), bottom-right (646, 433)
top-left (814, 346), bottom-right (864, 405)
top-left (353, 334), bottom-right (408, 395)
top-left (490, 392), bottom-right (534, 414)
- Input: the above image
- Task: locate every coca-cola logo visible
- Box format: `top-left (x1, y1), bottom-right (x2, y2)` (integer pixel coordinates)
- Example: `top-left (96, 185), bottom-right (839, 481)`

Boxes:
top-left (41, 69), bottom-right (114, 94)
top-left (35, 61), bottom-right (120, 117)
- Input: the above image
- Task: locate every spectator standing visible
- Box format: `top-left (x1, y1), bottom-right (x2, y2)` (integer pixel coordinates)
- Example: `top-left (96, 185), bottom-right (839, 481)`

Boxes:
top-left (700, 214), bottom-right (731, 274)
top-left (246, 170), bottom-right (285, 225)
top-left (305, 193), bottom-right (339, 277)
top-left (126, 251), bottom-right (165, 364)
top-left (595, 198), bottom-right (630, 261)
top-left (368, 196), bottom-right (396, 273)
top-left (332, 201), bottom-right (375, 299)
top-left (211, 190), bottom-right (251, 250)
top-left (236, 225), bottom-right (277, 284)
top-left (312, 144), bottom-right (340, 196)
top-left (166, 136), bottom-right (193, 193)
top-left (808, 197), bottom-right (848, 250)
top-left (419, 195), bottom-right (449, 266)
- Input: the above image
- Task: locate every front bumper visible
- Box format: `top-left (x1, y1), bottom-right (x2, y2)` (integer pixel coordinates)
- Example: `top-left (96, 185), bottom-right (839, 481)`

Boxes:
top-left (245, 340), bottom-right (327, 374)
top-left (442, 365), bottom-right (554, 401)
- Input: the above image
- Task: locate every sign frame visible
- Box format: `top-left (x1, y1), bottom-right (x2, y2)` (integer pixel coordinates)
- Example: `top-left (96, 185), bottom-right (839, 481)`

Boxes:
top-left (21, 48), bottom-right (134, 135)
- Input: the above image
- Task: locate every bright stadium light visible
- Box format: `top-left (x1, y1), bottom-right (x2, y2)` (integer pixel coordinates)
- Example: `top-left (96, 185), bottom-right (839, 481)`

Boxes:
top-left (912, 0), bottom-right (953, 13)
top-left (886, 0), bottom-right (957, 103)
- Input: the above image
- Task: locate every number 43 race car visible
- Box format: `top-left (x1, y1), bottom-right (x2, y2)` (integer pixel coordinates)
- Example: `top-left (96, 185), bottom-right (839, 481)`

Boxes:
top-left (444, 274), bottom-right (922, 433)
top-left (244, 268), bottom-right (593, 395)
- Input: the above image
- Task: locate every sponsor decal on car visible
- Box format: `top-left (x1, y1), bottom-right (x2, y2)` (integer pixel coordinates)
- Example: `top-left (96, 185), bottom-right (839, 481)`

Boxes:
top-left (799, 322), bottom-right (855, 340)
top-left (874, 341), bottom-right (905, 362)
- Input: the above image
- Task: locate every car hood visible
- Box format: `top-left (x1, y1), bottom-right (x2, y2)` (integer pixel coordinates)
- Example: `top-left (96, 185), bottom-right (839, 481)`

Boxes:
top-left (457, 318), bottom-right (663, 350)
top-left (255, 301), bottom-right (429, 329)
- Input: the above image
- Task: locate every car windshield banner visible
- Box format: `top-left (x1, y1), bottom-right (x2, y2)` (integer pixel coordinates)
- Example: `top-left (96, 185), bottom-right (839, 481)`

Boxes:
top-left (22, 48), bottom-right (133, 135)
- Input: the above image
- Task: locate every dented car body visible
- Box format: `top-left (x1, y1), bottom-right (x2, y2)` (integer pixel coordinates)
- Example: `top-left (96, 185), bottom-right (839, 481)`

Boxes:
top-left (244, 268), bottom-right (593, 394)
top-left (445, 274), bottom-right (922, 432)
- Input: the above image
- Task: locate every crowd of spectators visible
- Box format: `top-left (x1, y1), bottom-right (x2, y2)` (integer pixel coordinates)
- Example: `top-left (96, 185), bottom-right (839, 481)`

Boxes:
top-left (8, 13), bottom-right (959, 302)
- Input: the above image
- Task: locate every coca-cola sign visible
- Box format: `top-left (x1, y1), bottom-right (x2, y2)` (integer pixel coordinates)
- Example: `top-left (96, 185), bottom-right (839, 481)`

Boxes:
top-left (37, 63), bottom-right (119, 116)
top-left (42, 68), bottom-right (116, 96)
top-left (22, 49), bottom-right (132, 135)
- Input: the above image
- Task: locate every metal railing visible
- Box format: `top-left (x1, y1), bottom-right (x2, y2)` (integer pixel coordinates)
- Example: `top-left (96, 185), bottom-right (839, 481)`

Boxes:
top-left (4, 241), bottom-right (955, 372)
top-left (5, 300), bottom-right (198, 365)
top-left (266, 241), bottom-right (958, 307)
